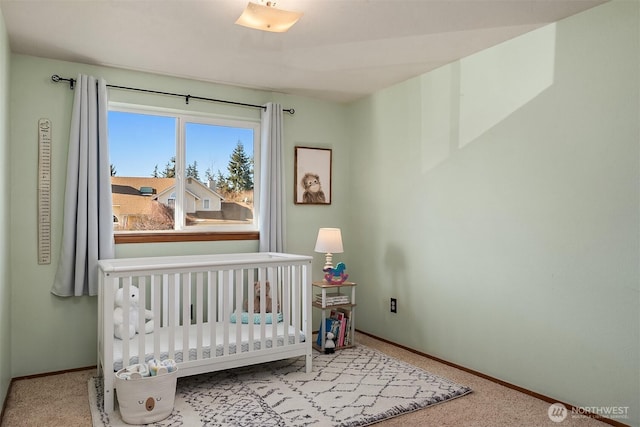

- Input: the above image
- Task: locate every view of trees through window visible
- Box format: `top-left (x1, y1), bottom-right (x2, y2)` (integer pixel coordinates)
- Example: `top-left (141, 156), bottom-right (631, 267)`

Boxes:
top-left (108, 109), bottom-right (258, 232)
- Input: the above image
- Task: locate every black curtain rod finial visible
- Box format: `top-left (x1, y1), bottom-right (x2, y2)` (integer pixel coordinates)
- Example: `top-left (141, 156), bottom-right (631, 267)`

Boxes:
top-left (51, 74), bottom-right (75, 90)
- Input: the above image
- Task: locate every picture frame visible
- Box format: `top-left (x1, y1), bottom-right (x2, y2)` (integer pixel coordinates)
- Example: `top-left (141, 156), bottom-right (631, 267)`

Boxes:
top-left (294, 146), bottom-right (332, 204)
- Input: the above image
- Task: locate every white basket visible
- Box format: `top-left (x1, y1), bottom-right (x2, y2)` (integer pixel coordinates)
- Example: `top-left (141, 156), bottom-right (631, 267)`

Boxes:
top-left (115, 368), bottom-right (178, 425)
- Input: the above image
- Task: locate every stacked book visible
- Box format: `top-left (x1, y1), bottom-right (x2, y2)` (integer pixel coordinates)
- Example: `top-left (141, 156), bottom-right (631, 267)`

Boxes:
top-left (316, 307), bottom-right (352, 348)
top-left (315, 292), bottom-right (350, 306)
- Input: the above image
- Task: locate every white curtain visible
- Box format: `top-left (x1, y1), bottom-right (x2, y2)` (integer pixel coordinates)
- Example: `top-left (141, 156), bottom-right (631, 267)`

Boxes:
top-left (51, 75), bottom-right (114, 297)
top-left (259, 103), bottom-right (286, 252)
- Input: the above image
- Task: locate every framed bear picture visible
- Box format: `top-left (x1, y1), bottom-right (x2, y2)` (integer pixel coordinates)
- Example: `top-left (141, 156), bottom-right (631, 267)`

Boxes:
top-left (294, 146), bottom-right (332, 204)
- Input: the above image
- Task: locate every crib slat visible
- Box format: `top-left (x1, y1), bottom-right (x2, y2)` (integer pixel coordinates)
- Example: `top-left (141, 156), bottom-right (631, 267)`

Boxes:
top-left (137, 276), bottom-right (146, 362)
top-left (182, 273), bottom-right (190, 362)
top-left (209, 270), bottom-right (217, 359)
top-left (303, 263), bottom-right (311, 350)
top-left (152, 275), bottom-right (161, 360)
top-left (258, 268), bottom-right (266, 350)
top-left (292, 265), bottom-right (300, 344)
top-left (161, 274), bottom-right (169, 327)
top-left (247, 269), bottom-right (255, 346)
top-left (168, 274), bottom-right (176, 360)
top-left (283, 266), bottom-right (290, 344)
top-left (235, 269), bottom-right (243, 353)
top-left (269, 267), bottom-right (277, 345)
top-left (196, 272), bottom-right (204, 360)
top-left (121, 278), bottom-right (131, 365)
top-left (221, 270), bottom-right (230, 356)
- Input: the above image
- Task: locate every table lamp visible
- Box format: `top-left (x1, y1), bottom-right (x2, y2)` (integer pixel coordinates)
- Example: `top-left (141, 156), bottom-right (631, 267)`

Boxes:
top-left (314, 228), bottom-right (343, 270)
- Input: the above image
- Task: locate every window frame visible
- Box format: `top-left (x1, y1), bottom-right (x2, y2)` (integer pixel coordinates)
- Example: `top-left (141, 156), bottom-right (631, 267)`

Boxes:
top-left (109, 103), bottom-right (261, 244)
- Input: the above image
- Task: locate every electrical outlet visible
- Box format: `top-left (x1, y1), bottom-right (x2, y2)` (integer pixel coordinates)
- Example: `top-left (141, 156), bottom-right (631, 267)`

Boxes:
top-left (390, 298), bottom-right (397, 313)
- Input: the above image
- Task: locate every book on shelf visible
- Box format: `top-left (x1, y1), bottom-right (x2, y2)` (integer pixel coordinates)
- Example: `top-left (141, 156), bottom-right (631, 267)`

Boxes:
top-left (316, 298), bottom-right (350, 306)
top-left (329, 308), bottom-right (354, 347)
top-left (337, 308), bottom-right (352, 346)
top-left (316, 318), bottom-right (341, 347)
top-left (330, 309), bottom-right (347, 347)
top-left (315, 292), bottom-right (350, 305)
top-left (315, 292), bottom-right (349, 300)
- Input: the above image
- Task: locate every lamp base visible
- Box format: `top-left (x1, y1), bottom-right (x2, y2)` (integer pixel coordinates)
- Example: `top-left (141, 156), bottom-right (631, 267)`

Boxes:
top-left (323, 252), bottom-right (334, 272)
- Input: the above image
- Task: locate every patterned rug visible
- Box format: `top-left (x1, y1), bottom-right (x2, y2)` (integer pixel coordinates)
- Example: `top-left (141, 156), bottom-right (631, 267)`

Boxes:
top-left (89, 345), bottom-right (472, 426)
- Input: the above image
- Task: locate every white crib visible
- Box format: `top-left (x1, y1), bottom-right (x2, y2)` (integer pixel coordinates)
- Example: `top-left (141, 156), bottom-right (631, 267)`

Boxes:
top-left (97, 252), bottom-right (313, 414)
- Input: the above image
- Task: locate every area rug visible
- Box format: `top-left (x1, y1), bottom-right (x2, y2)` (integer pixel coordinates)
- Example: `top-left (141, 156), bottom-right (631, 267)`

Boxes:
top-left (89, 345), bottom-right (472, 426)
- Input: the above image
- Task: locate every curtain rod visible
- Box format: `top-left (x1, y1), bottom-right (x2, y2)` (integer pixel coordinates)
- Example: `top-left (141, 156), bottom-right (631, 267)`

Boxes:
top-left (50, 74), bottom-right (295, 115)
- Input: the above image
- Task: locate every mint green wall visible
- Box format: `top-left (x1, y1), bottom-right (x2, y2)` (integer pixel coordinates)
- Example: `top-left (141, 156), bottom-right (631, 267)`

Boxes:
top-left (0, 5), bottom-right (12, 409)
top-left (347, 1), bottom-right (639, 425)
top-left (9, 54), bottom-right (348, 377)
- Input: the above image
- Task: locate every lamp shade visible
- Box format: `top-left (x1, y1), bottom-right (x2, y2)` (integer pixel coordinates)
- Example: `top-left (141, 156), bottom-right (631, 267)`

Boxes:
top-left (235, 2), bottom-right (303, 33)
top-left (314, 228), bottom-right (344, 254)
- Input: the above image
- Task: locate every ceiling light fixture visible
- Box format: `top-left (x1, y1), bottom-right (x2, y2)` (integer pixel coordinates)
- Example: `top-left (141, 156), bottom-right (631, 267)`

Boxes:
top-left (235, 1), bottom-right (303, 33)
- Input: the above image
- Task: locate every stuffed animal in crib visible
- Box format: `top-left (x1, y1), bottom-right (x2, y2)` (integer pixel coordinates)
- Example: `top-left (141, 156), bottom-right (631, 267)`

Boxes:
top-left (114, 285), bottom-right (154, 339)
top-left (244, 281), bottom-right (280, 313)
top-left (323, 262), bottom-right (349, 285)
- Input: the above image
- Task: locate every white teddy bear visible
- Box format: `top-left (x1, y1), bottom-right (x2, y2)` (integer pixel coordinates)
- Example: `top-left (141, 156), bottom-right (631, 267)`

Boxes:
top-left (113, 285), bottom-right (154, 339)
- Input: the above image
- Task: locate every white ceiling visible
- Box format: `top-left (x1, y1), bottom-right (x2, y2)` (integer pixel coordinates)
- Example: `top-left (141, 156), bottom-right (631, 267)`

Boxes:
top-left (0, 0), bottom-right (607, 104)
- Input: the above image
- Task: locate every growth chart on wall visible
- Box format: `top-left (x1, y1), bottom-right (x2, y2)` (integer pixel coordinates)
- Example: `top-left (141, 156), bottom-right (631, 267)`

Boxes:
top-left (37, 118), bottom-right (52, 265)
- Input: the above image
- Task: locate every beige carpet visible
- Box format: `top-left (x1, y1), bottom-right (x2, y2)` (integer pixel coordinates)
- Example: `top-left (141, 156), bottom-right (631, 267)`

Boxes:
top-left (2, 332), bottom-right (611, 427)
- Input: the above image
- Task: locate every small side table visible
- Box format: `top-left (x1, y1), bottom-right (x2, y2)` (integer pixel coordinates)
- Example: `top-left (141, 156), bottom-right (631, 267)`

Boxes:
top-left (312, 281), bottom-right (356, 352)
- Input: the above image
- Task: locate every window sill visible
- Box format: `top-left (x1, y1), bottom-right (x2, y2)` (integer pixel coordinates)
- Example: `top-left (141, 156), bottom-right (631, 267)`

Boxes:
top-left (114, 231), bottom-right (259, 244)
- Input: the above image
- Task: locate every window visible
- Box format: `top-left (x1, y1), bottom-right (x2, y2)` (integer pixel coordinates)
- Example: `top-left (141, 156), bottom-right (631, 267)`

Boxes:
top-left (108, 106), bottom-right (260, 241)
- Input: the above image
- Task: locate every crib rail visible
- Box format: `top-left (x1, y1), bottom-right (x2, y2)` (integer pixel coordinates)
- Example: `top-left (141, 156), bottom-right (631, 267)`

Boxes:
top-left (97, 252), bottom-right (312, 414)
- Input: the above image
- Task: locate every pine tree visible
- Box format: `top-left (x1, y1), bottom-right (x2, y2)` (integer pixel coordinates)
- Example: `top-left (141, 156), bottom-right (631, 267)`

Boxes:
top-left (162, 157), bottom-right (176, 178)
top-left (186, 160), bottom-right (200, 180)
top-left (216, 170), bottom-right (231, 193)
top-left (151, 165), bottom-right (160, 178)
top-left (227, 141), bottom-right (253, 193)
top-left (205, 168), bottom-right (215, 183)
top-left (110, 164), bottom-right (117, 176)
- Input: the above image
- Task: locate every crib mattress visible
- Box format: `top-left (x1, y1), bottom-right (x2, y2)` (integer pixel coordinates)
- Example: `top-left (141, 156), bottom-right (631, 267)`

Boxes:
top-left (112, 322), bottom-right (306, 371)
